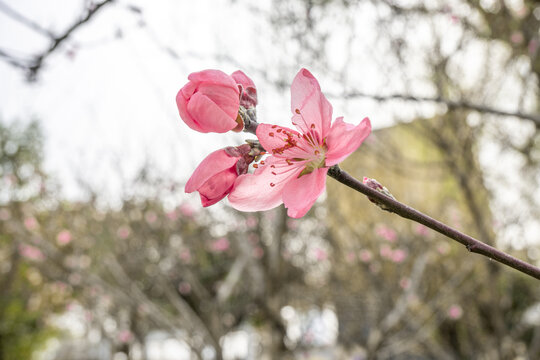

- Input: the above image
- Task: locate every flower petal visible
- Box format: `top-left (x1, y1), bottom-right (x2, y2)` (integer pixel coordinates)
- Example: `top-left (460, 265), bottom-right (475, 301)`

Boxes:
top-left (290, 68), bottom-right (332, 141)
top-left (228, 157), bottom-right (302, 212)
top-left (325, 117), bottom-right (371, 166)
top-left (176, 82), bottom-right (203, 132)
top-left (256, 124), bottom-right (312, 159)
top-left (188, 69), bottom-right (238, 90)
top-left (282, 167), bottom-right (328, 218)
top-left (198, 167), bottom-right (238, 207)
top-left (231, 70), bottom-right (255, 89)
top-left (186, 92), bottom-right (239, 133)
top-left (185, 149), bottom-right (239, 193)
top-left (197, 83), bottom-right (239, 120)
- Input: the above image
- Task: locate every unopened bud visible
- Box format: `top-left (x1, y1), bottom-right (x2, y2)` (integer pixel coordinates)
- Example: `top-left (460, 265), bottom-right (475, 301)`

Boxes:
top-left (363, 177), bottom-right (395, 211)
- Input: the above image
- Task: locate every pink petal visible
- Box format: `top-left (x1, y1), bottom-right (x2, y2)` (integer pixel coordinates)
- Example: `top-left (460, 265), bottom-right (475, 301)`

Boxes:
top-left (186, 92), bottom-right (239, 133)
top-left (231, 70), bottom-right (255, 89)
top-left (282, 167), bottom-right (328, 218)
top-left (185, 149), bottom-right (239, 193)
top-left (290, 69), bottom-right (332, 141)
top-left (176, 83), bottom-right (202, 132)
top-left (326, 117), bottom-right (371, 166)
top-left (197, 83), bottom-right (239, 120)
top-left (198, 167), bottom-right (238, 207)
top-left (256, 124), bottom-right (312, 160)
top-left (228, 157), bottom-right (302, 212)
top-left (188, 69), bottom-right (238, 90)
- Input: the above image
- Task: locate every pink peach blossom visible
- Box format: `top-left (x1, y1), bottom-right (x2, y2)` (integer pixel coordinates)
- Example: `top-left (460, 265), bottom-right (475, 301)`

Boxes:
top-left (179, 249), bottom-right (192, 263)
top-left (210, 237), bottom-right (230, 252)
top-left (314, 248), bottom-right (328, 261)
top-left (176, 69), bottom-right (241, 133)
top-left (359, 249), bottom-right (373, 263)
top-left (179, 203), bottom-right (195, 217)
top-left (399, 277), bottom-right (410, 290)
top-left (56, 230), bottom-right (72, 246)
top-left (19, 244), bottom-right (45, 261)
top-left (177, 69), bottom-right (256, 133)
top-left (24, 217), bottom-right (38, 231)
top-left (447, 304), bottom-right (463, 320)
top-left (380, 244), bottom-right (393, 258)
top-left (229, 69), bottom-right (371, 218)
top-left (118, 330), bottom-right (134, 343)
top-left (414, 224), bottom-right (429, 237)
top-left (186, 145), bottom-right (254, 207)
top-left (117, 225), bottom-right (131, 239)
top-left (391, 249), bottom-right (407, 263)
top-left (178, 281), bottom-right (192, 295)
top-left (376, 225), bottom-right (397, 242)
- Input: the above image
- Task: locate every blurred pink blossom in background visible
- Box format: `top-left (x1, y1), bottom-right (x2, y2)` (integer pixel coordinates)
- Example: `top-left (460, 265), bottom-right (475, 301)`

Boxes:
top-left (24, 217), bottom-right (38, 231)
top-left (19, 244), bottom-right (45, 261)
top-left (391, 249), bottom-right (408, 263)
top-left (56, 230), bottom-right (72, 246)
top-left (359, 249), bottom-right (373, 263)
top-left (376, 225), bottom-right (397, 242)
top-left (210, 237), bottom-right (230, 252)
top-left (447, 304), bottom-right (463, 320)
top-left (116, 225), bottom-right (131, 239)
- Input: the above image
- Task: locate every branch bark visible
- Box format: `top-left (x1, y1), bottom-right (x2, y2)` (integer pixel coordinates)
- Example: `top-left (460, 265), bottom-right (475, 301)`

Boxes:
top-left (326, 165), bottom-right (540, 280)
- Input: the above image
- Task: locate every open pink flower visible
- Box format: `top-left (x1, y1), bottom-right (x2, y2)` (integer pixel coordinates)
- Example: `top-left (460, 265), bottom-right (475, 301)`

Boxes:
top-left (177, 69), bottom-right (253, 133)
top-left (229, 68), bottom-right (371, 218)
top-left (186, 144), bottom-right (254, 207)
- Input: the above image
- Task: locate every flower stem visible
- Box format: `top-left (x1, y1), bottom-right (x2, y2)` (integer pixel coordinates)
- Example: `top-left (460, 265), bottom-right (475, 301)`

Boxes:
top-left (327, 165), bottom-right (540, 280)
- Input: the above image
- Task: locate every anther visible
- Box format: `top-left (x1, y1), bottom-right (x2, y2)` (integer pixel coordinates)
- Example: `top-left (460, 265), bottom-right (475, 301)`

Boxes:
top-left (270, 165), bottom-right (275, 168)
top-left (269, 132), bottom-right (274, 137)
top-left (253, 164), bottom-right (258, 168)
top-left (295, 109), bottom-right (301, 114)
top-left (270, 183), bottom-right (275, 187)
top-left (311, 124), bottom-right (316, 129)
top-left (272, 125), bottom-right (277, 128)
top-left (260, 161), bottom-right (265, 165)
top-left (276, 129), bottom-right (282, 133)
top-left (272, 171), bottom-right (277, 175)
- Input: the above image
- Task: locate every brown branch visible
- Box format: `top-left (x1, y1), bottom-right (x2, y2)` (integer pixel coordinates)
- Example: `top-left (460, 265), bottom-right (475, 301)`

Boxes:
top-left (337, 91), bottom-right (540, 127)
top-left (327, 165), bottom-right (540, 280)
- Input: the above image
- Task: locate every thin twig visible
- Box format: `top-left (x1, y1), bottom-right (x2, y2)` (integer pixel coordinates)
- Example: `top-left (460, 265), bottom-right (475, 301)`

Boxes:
top-left (327, 165), bottom-right (540, 280)
top-left (338, 91), bottom-right (540, 127)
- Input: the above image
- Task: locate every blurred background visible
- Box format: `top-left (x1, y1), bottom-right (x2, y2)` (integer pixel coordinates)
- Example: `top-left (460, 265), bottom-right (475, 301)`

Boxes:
top-left (1, 0), bottom-right (540, 359)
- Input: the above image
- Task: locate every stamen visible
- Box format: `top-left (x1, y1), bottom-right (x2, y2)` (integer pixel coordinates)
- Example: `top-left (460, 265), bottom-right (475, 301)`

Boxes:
top-left (272, 125), bottom-right (277, 128)
top-left (272, 171), bottom-right (277, 175)
top-left (295, 109), bottom-right (301, 114)
top-left (260, 161), bottom-right (265, 165)
top-left (270, 165), bottom-right (275, 168)
top-left (269, 132), bottom-right (274, 137)
top-left (270, 183), bottom-right (275, 187)
top-left (276, 129), bottom-right (282, 133)
top-left (311, 124), bottom-right (316, 129)
top-left (253, 164), bottom-right (258, 168)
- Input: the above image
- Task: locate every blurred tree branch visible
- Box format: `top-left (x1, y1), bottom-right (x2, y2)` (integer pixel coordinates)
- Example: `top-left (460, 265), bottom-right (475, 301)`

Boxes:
top-left (339, 91), bottom-right (540, 127)
top-left (0, 0), bottom-right (114, 80)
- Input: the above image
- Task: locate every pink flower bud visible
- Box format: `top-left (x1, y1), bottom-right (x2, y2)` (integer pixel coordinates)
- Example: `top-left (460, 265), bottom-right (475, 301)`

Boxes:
top-left (186, 145), bottom-right (253, 207)
top-left (176, 69), bottom-right (256, 133)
